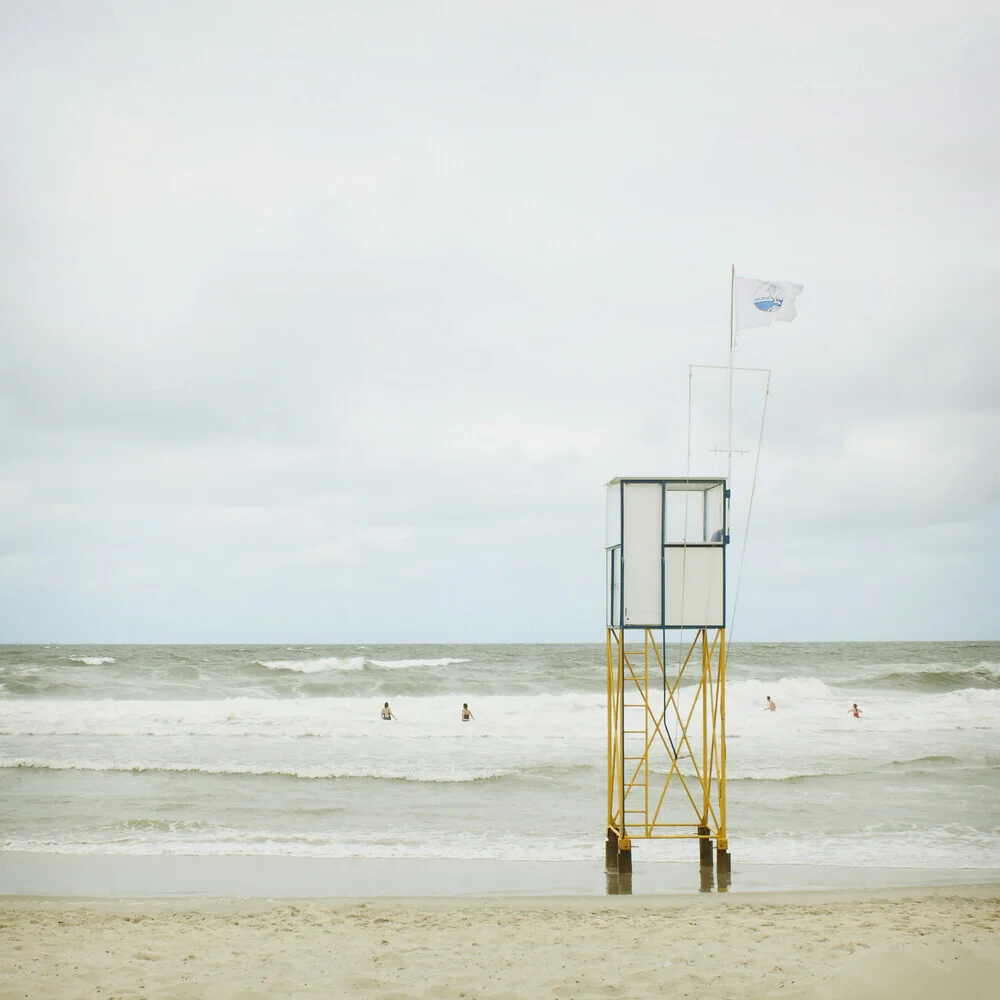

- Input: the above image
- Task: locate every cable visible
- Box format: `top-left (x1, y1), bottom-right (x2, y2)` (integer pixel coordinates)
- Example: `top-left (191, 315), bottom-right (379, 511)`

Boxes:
top-left (729, 371), bottom-right (772, 639)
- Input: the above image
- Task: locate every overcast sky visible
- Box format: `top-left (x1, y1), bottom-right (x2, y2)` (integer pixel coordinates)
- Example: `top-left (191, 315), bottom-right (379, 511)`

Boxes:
top-left (2, 1), bottom-right (997, 643)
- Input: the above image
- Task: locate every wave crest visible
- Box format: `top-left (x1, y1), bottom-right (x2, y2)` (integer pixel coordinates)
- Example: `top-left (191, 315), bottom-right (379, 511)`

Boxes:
top-left (256, 657), bottom-right (365, 674)
top-left (0, 760), bottom-right (595, 784)
top-left (852, 664), bottom-right (1000, 691)
top-left (367, 658), bottom-right (471, 669)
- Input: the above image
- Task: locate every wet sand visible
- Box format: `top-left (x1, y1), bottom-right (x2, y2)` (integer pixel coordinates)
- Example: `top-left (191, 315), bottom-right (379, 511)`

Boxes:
top-left (2, 851), bottom-right (999, 897)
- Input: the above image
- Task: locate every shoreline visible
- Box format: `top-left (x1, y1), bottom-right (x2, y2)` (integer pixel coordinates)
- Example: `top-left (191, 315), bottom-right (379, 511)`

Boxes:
top-left (3, 851), bottom-right (999, 898)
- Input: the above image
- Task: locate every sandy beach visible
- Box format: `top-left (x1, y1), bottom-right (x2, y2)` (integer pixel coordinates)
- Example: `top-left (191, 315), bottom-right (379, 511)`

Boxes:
top-left (2, 884), bottom-right (997, 999)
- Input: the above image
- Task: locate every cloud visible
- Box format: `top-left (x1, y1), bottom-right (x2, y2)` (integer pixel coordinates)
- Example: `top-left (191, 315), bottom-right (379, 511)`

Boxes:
top-left (1, 1), bottom-right (998, 640)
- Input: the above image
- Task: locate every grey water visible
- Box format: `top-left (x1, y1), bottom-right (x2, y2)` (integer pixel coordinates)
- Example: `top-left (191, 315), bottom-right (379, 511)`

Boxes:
top-left (1, 642), bottom-right (998, 873)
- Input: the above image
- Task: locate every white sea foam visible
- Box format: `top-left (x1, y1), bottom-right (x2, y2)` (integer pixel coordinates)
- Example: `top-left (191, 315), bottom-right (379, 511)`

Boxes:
top-left (0, 834), bottom-right (605, 860)
top-left (257, 657), bottom-right (365, 673)
top-left (0, 757), bottom-right (553, 784)
top-left (4, 826), bottom-right (998, 868)
top-left (3, 685), bottom-right (998, 739)
top-left (68, 656), bottom-right (116, 665)
top-left (2, 687), bottom-right (998, 785)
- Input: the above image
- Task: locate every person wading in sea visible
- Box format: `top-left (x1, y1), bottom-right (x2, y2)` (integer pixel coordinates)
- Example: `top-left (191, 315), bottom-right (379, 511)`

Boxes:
top-left (381, 702), bottom-right (396, 721)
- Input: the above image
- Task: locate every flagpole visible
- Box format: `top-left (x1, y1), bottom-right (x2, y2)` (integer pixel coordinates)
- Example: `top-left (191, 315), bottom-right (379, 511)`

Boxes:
top-left (727, 265), bottom-right (735, 484)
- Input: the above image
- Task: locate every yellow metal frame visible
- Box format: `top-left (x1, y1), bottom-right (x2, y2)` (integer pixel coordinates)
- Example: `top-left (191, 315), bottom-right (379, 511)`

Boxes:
top-left (607, 627), bottom-right (727, 853)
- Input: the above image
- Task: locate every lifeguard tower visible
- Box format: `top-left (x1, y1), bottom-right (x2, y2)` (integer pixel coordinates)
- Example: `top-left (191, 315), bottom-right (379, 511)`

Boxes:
top-left (605, 477), bottom-right (731, 883)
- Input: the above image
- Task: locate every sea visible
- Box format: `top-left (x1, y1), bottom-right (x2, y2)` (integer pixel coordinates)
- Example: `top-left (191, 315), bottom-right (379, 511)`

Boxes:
top-left (1, 642), bottom-right (999, 877)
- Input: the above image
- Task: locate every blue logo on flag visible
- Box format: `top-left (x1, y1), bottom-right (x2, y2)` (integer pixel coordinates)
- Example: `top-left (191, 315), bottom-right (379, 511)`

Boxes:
top-left (753, 283), bottom-right (783, 313)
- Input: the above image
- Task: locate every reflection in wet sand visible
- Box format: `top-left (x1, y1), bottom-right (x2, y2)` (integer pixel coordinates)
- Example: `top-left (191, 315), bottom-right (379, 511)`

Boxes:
top-left (605, 871), bottom-right (632, 895)
top-left (606, 864), bottom-right (732, 895)
top-left (699, 864), bottom-right (714, 893)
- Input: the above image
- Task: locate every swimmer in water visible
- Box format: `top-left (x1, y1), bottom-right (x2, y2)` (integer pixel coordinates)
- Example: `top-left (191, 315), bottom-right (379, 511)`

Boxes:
top-left (765, 696), bottom-right (776, 712)
top-left (381, 701), bottom-right (395, 721)
top-left (461, 703), bottom-right (474, 721)
top-left (849, 703), bottom-right (862, 719)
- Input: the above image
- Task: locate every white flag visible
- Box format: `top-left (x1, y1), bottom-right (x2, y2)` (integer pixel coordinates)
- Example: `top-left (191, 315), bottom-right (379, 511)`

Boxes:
top-left (734, 276), bottom-right (803, 332)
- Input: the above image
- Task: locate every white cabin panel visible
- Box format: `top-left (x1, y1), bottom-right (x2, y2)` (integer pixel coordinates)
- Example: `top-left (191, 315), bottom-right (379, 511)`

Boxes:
top-left (664, 546), bottom-right (724, 627)
top-left (622, 482), bottom-right (663, 626)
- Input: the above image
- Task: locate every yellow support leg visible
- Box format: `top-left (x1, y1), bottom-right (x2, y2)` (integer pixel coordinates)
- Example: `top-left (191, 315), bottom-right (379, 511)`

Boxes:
top-left (606, 627), bottom-right (730, 876)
